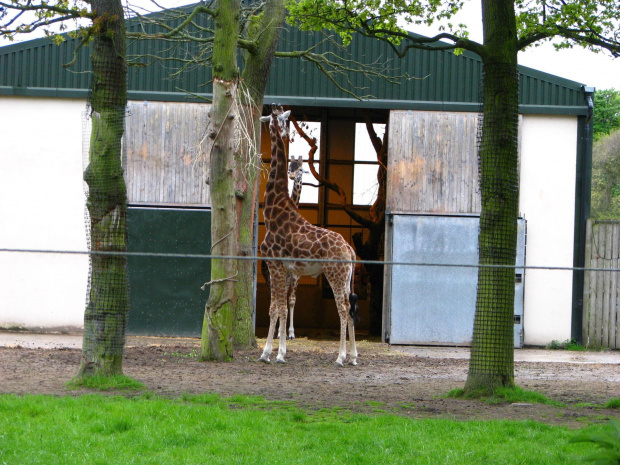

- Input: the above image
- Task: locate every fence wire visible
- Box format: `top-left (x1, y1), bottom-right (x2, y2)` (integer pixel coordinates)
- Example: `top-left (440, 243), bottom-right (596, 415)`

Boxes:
top-left (1, 247), bottom-right (620, 273)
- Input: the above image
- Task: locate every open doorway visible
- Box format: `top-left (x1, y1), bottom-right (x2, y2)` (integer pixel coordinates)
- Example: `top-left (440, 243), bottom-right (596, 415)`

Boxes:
top-left (256, 106), bottom-right (387, 336)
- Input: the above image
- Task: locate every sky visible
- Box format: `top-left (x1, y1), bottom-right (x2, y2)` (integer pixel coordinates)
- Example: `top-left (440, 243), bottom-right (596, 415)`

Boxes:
top-left (410, 1), bottom-right (620, 91)
top-left (3, 0), bottom-right (618, 90)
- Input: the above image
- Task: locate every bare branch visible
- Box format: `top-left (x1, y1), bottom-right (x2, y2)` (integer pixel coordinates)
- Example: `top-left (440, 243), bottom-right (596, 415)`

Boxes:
top-left (289, 115), bottom-right (374, 228)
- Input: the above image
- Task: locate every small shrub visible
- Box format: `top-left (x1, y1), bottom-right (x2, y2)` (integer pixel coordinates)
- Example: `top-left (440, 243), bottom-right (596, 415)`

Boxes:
top-left (604, 398), bottom-right (620, 409)
top-left (547, 338), bottom-right (586, 351)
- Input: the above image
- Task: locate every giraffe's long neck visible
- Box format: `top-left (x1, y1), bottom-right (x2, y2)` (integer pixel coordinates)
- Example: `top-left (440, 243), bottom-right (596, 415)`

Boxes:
top-left (290, 172), bottom-right (303, 208)
top-left (266, 116), bottom-right (290, 197)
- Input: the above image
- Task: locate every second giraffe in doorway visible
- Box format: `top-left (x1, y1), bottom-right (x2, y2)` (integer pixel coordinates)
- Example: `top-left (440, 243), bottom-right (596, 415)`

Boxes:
top-left (259, 106), bottom-right (359, 366)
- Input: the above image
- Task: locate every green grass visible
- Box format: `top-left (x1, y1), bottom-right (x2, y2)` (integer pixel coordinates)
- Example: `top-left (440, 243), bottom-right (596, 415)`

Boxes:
top-left (66, 375), bottom-right (145, 391)
top-left (446, 386), bottom-right (564, 406)
top-left (604, 398), bottom-right (620, 409)
top-left (0, 393), bottom-right (608, 464)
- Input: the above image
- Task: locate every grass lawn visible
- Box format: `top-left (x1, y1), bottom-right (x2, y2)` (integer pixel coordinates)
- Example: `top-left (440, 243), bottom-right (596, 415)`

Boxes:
top-left (0, 393), bottom-right (608, 464)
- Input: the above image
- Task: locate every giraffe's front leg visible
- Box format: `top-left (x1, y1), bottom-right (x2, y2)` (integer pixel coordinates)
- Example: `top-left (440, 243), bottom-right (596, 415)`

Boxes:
top-left (259, 309), bottom-right (277, 363)
top-left (276, 302), bottom-right (288, 363)
top-left (260, 263), bottom-right (285, 363)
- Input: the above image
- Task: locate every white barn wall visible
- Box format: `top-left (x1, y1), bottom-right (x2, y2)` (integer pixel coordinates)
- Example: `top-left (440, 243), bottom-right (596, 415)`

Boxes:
top-left (0, 97), bottom-right (583, 343)
top-left (520, 115), bottom-right (577, 345)
top-left (0, 96), bottom-right (88, 331)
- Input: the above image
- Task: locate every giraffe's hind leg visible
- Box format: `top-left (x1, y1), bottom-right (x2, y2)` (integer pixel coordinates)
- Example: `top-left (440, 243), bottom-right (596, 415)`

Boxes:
top-left (325, 264), bottom-right (358, 367)
top-left (260, 262), bottom-right (287, 363)
top-left (347, 317), bottom-right (358, 366)
top-left (287, 273), bottom-right (300, 340)
top-left (326, 269), bottom-right (353, 367)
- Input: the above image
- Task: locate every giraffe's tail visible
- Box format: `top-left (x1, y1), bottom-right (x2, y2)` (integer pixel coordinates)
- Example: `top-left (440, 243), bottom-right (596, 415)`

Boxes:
top-left (261, 260), bottom-right (271, 288)
top-left (348, 251), bottom-right (360, 326)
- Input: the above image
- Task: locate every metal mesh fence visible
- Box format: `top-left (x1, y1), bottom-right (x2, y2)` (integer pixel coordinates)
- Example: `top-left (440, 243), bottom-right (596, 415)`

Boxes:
top-left (468, 62), bottom-right (521, 385)
top-left (80, 105), bottom-right (130, 374)
top-left (78, 2), bottom-right (130, 375)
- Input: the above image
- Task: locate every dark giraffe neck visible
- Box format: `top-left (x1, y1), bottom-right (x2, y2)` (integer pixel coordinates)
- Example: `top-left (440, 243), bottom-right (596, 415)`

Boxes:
top-left (290, 172), bottom-right (303, 208)
top-left (265, 114), bottom-right (289, 197)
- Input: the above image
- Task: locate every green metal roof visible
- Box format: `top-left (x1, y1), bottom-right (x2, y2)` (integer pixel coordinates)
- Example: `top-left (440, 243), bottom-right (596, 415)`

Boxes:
top-left (0, 8), bottom-right (589, 115)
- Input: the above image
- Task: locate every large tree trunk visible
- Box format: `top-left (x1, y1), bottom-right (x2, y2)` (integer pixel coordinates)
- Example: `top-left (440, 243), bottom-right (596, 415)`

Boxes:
top-left (200, 0), bottom-right (240, 361)
top-left (231, 0), bottom-right (286, 349)
top-left (200, 0), bottom-right (286, 355)
top-left (464, 0), bottom-right (520, 394)
top-left (78, 0), bottom-right (129, 377)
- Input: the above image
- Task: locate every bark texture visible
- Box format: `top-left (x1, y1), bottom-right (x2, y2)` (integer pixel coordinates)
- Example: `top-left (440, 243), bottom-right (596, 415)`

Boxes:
top-left (200, 0), bottom-right (240, 361)
top-left (464, 0), bottom-right (520, 395)
top-left (199, 0), bottom-right (287, 353)
top-left (78, 0), bottom-right (129, 377)
top-left (232, 0), bottom-right (287, 348)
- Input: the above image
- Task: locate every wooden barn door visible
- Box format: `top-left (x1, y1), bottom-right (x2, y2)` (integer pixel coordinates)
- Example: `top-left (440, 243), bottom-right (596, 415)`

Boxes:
top-left (123, 101), bottom-right (213, 336)
top-left (383, 110), bottom-right (525, 346)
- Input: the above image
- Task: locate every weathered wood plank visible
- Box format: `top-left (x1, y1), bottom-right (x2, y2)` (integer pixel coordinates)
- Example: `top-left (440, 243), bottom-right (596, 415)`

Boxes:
top-left (123, 101), bottom-right (211, 206)
top-left (583, 220), bottom-right (620, 349)
top-left (595, 225), bottom-right (604, 347)
top-left (602, 223), bottom-right (612, 348)
top-left (583, 219), bottom-right (593, 346)
top-left (607, 224), bottom-right (620, 349)
top-left (387, 110), bottom-right (482, 214)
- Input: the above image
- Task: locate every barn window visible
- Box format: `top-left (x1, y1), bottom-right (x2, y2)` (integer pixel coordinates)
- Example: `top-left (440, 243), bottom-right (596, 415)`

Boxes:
top-left (289, 121), bottom-right (321, 204)
top-left (353, 123), bottom-right (384, 206)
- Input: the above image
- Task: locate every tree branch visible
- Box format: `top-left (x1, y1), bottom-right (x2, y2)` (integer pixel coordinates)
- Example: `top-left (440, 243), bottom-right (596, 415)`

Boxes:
top-left (289, 115), bottom-right (374, 229)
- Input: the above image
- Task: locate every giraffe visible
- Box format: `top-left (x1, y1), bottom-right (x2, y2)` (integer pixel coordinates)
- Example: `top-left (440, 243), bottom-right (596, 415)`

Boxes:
top-left (282, 155), bottom-right (304, 339)
top-left (260, 154), bottom-right (305, 339)
top-left (288, 155), bottom-right (305, 206)
top-left (259, 106), bottom-right (359, 366)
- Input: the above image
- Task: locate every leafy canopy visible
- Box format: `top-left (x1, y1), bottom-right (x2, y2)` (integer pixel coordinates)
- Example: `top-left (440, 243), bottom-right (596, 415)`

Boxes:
top-left (286, 0), bottom-right (620, 57)
top-left (0, 0), bottom-right (91, 41)
top-left (594, 89), bottom-right (620, 140)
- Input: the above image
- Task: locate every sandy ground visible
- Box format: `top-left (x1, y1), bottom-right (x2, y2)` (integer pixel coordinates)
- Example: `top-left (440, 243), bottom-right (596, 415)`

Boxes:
top-left (1, 331), bottom-right (619, 427)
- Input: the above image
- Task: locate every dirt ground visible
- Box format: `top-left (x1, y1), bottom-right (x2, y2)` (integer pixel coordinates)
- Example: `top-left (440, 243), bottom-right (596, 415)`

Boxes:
top-left (1, 333), bottom-right (619, 427)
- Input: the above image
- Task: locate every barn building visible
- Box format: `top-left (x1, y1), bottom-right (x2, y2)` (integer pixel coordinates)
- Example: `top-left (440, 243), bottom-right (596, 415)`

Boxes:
top-left (0, 13), bottom-right (593, 346)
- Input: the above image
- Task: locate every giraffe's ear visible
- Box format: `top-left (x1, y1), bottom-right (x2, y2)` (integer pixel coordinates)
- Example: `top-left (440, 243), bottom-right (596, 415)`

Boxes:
top-left (259, 115), bottom-right (271, 123)
top-left (281, 110), bottom-right (291, 120)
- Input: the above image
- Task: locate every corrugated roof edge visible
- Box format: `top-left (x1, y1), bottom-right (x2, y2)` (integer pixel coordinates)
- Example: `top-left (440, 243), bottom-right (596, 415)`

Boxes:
top-left (0, 86), bottom-right (589, 115)
top-left (1, 23), bottom-right (589, 111)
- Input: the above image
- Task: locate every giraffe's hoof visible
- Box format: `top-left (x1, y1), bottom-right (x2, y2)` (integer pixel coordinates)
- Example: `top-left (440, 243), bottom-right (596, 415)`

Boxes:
top-left (287, 335), bottom-right (295, 340)
top-left (349, 359), bottom-right (358, 366)
top-left (258, 356), bottom-right (270, 363)
top-left (275, 358), bottom-right (287, 364)
top-left (334, 360), bottom-right (344, 368)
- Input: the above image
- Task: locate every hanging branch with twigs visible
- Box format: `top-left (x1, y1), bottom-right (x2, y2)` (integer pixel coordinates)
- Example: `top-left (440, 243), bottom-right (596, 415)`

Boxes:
top-left (289, 114), bottom-right (388, 229)
top-left (290, 116), bottom-right (373, 229)
top-left (118, 1), bottom-right (415, 101)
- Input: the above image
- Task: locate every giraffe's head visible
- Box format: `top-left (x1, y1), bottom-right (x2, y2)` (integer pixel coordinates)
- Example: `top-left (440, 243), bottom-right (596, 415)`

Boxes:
top-left (288, 155), bottom-right (304, 180)
top-left (260, 106), bottom-right (291, 139)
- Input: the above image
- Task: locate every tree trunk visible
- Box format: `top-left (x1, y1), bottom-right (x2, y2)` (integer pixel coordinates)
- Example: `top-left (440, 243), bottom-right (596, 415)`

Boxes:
top-left (464, 0), bottom-right (520, 394)
top-left (200, 0), bottom-right (240, 360)
top-left (78, 0), bottom-right (128, 378)
top-left (231, 0), bottom-right (286, 348)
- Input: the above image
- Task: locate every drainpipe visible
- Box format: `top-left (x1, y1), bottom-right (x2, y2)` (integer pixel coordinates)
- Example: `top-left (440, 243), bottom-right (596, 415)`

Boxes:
top-left (571, 86), bottom-right (595, 343)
